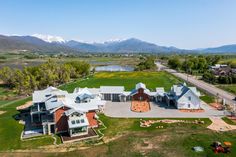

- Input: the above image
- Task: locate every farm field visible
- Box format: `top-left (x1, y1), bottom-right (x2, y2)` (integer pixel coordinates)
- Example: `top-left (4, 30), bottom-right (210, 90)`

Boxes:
top-left (0, 54), bottom-right (140, 69)
top-left (60, 71), bottom-right (181, 92)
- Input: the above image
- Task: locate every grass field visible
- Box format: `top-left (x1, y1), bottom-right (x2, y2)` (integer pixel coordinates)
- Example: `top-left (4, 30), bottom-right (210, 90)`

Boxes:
top-left (199, 95), bottom-right (215, 104)
top-left (0, 97), bottom-right (55, 151)
top-left (217, 84), bottom-right (236, 95)
top-left (17, 114), bottom-right (236, 157)
top-left (222, 117), bottom-right (236, 125)
top-left (0, 85), bottom-right (18, 106)
top-left (60, 71), bottom-right (181, 92)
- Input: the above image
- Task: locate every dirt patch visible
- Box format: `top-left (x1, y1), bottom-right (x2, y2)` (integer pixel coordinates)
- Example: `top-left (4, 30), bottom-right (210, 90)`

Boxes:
top-left (140, 119), bottom-right (205, 127)
top-left (16, 101), bottom-right (32, 110)
top-left (0, 110), bottom-right (6, 115)
top-left (209, 103), bottom-right (223, 110)
top-left (134, 134), bottom-right (170, 155)
top-left (131, 100), bottom-right (150, 112)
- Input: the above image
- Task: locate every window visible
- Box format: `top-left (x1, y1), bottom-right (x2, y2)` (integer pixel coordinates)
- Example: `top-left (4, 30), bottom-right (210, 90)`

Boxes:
top-left (71, 120), bottom-right (75, 124)
top-left (81, 119), bottom-right (85, 123)
top-left (76, 120), bottom-right (80, 124)
top-left (188, 104), bottom-right (191, 108)
top-left (188, 96), bottom-right (191, 101)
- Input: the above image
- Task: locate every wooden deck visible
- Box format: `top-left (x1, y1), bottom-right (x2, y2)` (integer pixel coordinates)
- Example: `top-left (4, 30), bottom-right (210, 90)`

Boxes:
top-left (86, 112), bottom-right (98, 127)
top-left (131, 100), bottom-right (151, 112)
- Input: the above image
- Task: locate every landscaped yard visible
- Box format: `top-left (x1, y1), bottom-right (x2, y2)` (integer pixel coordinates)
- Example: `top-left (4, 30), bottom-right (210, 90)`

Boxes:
top-left (200, 95), bottom-right (215, 104)
top-left (60, 71), bottom-right (181, 92)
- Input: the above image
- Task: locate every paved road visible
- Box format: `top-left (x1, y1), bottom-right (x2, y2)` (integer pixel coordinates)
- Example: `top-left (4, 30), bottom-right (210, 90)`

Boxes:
top-left (156, 62), bottom-right (236, 106)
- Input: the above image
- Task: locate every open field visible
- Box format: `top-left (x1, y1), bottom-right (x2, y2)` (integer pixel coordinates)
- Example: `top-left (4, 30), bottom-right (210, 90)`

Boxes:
top-left (0, 54), bottom-right (140, 69)
top-left (0, 97), bottom-right (55, 151)
top-left (2, 114), bottom-right (236, 157)
top-left (217, 84), bottom-right (236, 95)
top-left (0, 85), bottom-right (18, 106)
top-left (60, 71), bottom-right (181, 92)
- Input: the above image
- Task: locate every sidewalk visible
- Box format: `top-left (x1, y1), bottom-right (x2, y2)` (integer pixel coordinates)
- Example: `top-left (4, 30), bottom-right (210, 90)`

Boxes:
top-left (207, 117), bottom-right (236, 131)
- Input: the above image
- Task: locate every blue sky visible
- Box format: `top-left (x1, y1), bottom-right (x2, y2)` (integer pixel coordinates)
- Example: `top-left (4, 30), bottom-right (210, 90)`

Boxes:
top-left (0, 0), bottom-right (236, 49)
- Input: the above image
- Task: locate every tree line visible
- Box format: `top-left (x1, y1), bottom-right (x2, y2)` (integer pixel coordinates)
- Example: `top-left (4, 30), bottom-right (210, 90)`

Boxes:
top-left (167, 55), bottom-right (236, 84)
top-left (167, 55), bottom-right (221, 74)
top-left (203, 71), bottom-right (236, 84)
top-left (135, 56), bottom-right (156, 71)
top-left (0, 60), bottom-right (90, 95)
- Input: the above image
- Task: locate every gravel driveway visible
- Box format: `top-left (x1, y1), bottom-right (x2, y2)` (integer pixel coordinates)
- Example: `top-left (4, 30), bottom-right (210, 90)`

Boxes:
top-left (104, 101), bottom-right (225, 118)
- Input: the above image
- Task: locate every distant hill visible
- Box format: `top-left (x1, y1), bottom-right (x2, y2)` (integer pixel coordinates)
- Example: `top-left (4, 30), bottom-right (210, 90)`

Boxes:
top-left (0, 34), bottom-right (236, 54)
top-left (0, 35), bottom-right (78, 53)
top-left (202, 44), bottom-right (236, 53)
top-left (63, 38), bottom-right (184, 53)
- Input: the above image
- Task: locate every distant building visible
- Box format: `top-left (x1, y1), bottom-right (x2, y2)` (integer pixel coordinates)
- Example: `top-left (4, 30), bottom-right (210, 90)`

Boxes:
top-left (209, 64), bottom-right (235, 76)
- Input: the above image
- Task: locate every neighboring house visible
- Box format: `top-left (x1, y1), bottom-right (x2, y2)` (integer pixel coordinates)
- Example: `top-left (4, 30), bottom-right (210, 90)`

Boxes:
top-left (165, 83), bottom-right (201, 109)
top-left (209, 64), bottom-right (235, 76)
top-left (29, 86), bottom-right (105, 137)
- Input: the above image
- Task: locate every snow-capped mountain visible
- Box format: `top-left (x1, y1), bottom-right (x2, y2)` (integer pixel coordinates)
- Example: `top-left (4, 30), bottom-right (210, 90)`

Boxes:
top-left (32, 34), bottom-right (65, 43)
top-left (1, 34), bottom-right (235, 54)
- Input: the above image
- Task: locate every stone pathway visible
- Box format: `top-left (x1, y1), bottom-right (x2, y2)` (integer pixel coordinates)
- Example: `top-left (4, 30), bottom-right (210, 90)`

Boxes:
top-left (207, 117), bottom-right (236, 131)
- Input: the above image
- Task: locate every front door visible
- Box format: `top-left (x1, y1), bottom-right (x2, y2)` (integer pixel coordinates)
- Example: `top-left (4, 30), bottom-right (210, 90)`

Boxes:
top-left (50, 124), bottom-right (55, 134)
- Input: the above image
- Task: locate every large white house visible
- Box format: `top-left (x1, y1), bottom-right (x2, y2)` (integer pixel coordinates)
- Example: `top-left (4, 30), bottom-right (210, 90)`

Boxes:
top-left (165, 83), bottom-right (201, 109)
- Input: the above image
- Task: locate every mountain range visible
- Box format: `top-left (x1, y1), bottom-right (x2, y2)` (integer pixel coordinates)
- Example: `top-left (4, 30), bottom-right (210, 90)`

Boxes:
top-left (0, 34), bottom-right (235, 54)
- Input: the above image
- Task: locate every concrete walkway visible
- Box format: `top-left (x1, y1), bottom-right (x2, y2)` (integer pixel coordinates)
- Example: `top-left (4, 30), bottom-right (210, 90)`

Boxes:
top-left (207, 117), bottom-right (236, 131)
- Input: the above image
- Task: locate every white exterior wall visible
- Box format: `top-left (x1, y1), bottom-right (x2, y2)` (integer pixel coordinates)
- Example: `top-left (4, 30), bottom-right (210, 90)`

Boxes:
top-left (177, 90), bottom-right (201, 109)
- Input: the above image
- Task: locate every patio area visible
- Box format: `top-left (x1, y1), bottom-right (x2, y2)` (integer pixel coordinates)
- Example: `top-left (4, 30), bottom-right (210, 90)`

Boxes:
top-left (131, 100), bottom-right (150, 112)
top-left (60, 128), bottom-right (99, 143)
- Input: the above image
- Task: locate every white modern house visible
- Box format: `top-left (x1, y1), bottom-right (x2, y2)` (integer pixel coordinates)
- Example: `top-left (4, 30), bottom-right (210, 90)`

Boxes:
top-left (28, 86), bottom-right (106, 138)
top-left (165, 83), bottom-right (201, 109)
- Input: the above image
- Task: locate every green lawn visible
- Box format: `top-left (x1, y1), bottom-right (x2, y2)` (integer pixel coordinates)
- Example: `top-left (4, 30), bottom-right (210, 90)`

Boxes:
top-left (218, 84), bottom-right (236, 95)
top-left (60, 71), bottom-right (181, 92)
top-left (199, 95), bottom-right (215, 104)
top-left (0, 97), bottom-right (55, 151)
top-left (36, 114), bottom-right (236, 157)
top-left (222, 117), bottom-right (236, 125)
top-left (0, 85), bottom-right (18, 106)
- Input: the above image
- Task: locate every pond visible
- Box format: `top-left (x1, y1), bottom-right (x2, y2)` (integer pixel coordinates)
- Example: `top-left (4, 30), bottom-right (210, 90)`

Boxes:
top-left (95, 65), bottom-right (134, 72)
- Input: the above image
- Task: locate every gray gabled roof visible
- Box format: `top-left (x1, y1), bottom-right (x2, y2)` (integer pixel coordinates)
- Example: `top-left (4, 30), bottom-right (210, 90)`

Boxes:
top-left (32, 86), bottom-right (68, 103)
top-left (100, 86), bottom-right (124, 94)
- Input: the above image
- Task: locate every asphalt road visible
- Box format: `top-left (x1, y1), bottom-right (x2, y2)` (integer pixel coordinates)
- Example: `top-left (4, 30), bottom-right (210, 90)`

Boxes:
top-left (156, 62), bottom-right (236, 106)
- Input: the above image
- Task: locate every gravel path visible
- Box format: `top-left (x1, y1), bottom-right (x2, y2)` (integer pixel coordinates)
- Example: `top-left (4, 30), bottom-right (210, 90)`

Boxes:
top-left (207, 117), bottom-right (236, 131)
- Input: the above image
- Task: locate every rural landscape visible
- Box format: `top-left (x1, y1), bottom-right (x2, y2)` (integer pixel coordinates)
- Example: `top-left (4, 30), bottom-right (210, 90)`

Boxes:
top-left (1, 1), bottom-right (236, 157)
